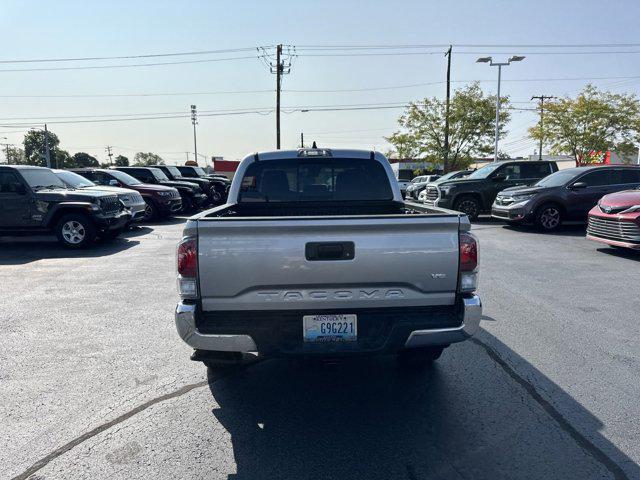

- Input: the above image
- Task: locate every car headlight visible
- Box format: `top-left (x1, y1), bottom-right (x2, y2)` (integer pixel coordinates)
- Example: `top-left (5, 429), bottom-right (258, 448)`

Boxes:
top-left (511, 193), bottom-right (536, 203)
top-left (440, 185), bottom-right (454, 195)
top-left (157, 191), bottom-right (172, 197)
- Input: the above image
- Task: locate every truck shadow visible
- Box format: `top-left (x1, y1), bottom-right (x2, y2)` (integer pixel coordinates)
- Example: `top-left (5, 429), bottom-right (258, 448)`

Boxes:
top-left (206, 332), bottom-right (636, 480)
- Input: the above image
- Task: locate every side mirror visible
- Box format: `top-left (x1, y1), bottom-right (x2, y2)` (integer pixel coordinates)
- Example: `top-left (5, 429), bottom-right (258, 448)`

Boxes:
top-left (569, 182), bottom-right (587, 190)
top-left (108, 179), bottom-right (119, 186)
top-left (493, 173), bottom-right (507, 182)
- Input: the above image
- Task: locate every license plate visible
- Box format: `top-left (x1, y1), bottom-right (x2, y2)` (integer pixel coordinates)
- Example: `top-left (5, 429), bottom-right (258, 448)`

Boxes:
top-left (303, 314), bottom-right (357, 343)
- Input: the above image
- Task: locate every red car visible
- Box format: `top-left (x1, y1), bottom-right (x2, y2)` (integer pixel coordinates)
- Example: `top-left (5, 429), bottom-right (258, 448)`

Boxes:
top-left (587, 188), bottom-right (640, 250)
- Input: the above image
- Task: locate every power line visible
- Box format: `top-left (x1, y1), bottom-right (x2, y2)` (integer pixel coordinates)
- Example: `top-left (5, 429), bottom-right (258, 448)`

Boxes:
top-left (0, 47), bottom-right (269, 64)
top-left (0, 55), bottom-right (259, 73)
top-left (3, 74), bottom-right (639, 99)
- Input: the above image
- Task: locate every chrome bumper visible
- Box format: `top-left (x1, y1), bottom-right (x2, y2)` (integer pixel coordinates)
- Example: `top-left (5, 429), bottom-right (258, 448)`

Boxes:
top-left (175, 303), bottom-right (257, 352)
top-left (404, 294), bottom-right (482, 348)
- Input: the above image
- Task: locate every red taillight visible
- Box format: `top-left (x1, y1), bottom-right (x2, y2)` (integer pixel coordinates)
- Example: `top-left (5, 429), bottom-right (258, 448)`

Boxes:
top-left (459, 233), bottom-right (477, 271)
top-left (177, 237), bottom-right (198, 277)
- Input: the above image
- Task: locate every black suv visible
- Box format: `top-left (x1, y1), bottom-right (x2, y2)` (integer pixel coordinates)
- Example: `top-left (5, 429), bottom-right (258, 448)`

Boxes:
top-left (150, 165), bottom-right (225, 205)
top-left (175, 165), bottom-right (230, 204)
top-left (115, 167), bottom-right (208, 212)
top-left (0, 165), bottom-right (130, 248)
top-left (492, 165), bottom-right (640, 231)
top-left (423, 160), bottom-right (558, 220)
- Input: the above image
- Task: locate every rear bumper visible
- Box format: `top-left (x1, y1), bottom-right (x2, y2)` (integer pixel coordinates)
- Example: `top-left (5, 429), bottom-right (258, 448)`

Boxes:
top-left (175, 295), bottom-right (482, 355)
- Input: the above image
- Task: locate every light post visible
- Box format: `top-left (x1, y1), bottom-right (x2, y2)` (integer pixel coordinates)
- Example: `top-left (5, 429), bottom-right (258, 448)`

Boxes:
top-left (476, 55), bottom-right (525, 162)
top-left (190, 105), bottom-right (198, 166)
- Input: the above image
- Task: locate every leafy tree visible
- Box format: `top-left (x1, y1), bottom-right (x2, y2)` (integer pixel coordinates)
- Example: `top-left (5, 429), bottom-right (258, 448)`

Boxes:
top-left (72, 152), bottom-right (99, 168)
top-left (529, 85), bottom-right (640, 165)
top-left (387, 83), bottom-right (511, 172)
top-left (56, 150), bottom-right (75, 169)
top-left (134, 152), bottom-right (164, 166)
top-left (115, 154), bottom-right (129, 166)
top-left (23, 129), bottom-right (61, 166)
top-left (5, 146), bottom-right (26, 164)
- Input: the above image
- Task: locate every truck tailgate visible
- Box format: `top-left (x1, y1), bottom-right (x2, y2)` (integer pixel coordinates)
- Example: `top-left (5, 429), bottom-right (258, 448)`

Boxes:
top-left (196, 215), bottom-right (460, 311)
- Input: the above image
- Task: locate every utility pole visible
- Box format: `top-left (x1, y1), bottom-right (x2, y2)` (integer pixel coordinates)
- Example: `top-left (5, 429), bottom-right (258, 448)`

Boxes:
top-left (259, 44), bottom-right (293, 149)
top-left (275, 44), bottom-right (282, 149)
top-left (531, 95), bottom-right (555, 161)
top-left (443, 45), bottom-right (452, 173)
top-left (44, 124), bottom-right (51, 168)
top-left (476, 56), bottom-right (525, 162)
top-left (105, 145), bottom-right (114, 166)
top-left (300, 132), bottom-right (304, 148)
top-left (191, 105), bottom-right (198, 165)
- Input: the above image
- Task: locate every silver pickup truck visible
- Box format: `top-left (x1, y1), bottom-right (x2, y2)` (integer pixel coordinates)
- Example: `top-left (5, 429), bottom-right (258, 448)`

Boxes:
top-left (175, 148), bottom-right (481, 368)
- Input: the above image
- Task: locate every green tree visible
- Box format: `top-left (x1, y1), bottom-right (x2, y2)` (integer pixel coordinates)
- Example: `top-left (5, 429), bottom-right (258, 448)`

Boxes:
top-left (23, 129), bottom-right (61, 166)
top-left (133, 152), bottom-right (164, 166)
top-left (115, 154), bottom-right (129, 166)
top-left (529, 85), bottom-right (640, 165)
top-left (387, 83), bottom-right (511, 172)
top-left (72, 152), bottom-right (99, 167)
top-left (5, 146), bottom-right (26, 164)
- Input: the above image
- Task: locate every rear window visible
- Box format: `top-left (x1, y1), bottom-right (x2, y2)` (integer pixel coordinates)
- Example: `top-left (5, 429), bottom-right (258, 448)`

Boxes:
top-left (239, 158), bottom-right (393, 203)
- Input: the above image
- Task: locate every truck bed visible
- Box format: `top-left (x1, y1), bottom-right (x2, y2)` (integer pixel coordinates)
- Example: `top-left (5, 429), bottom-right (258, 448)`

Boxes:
top-left (198, 200), bottom-right (454, 218)
top-left (187, 201), bottom-right (467, 313)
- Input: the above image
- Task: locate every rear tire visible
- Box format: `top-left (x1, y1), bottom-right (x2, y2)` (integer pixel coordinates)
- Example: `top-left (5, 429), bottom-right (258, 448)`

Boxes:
top-left (55, 213), bottom-right (96, 249)
top-left (454, 196), bottom-right (481, 221)
top-left (397, 346), bottom-right (445, 369)
top-left (535, 203), bottom-right (563, 232)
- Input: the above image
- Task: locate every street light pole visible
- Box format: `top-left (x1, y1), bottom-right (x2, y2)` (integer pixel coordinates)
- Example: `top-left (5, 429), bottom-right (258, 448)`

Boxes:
top-left (494, 64), bottom-right (502, 163)
top-left (191, 105), bottom-right (198, 165)
top-left (477, 56), bottom-right (525, 162)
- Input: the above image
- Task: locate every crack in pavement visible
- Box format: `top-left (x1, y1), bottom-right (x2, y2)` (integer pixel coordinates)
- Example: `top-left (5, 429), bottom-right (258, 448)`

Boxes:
top-left (10, 364), bottom-right (243, 480)
top-left (11, 341), bottom-right (629, 480)
top-left (471, 337), bottom-right (629, 480)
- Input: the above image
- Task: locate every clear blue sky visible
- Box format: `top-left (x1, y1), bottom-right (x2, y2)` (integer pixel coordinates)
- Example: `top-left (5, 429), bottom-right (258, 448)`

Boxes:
top-left (1, 0), bottom-right (639, 165)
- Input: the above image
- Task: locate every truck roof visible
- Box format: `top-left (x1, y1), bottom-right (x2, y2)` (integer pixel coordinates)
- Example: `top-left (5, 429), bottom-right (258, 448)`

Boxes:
top-left (247, 148), bottom-right (384, 162)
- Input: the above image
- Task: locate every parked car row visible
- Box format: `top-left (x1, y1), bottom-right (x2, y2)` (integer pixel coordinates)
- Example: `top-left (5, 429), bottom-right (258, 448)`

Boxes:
top-left (415, 160), bottom-right (640, 251)
top-left (0, 164), bottom-right (231, 248)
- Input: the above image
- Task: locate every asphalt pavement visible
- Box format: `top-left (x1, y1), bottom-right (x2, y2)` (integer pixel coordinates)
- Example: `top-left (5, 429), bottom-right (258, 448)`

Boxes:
top-left (1, 217), bottom-right (638, 480)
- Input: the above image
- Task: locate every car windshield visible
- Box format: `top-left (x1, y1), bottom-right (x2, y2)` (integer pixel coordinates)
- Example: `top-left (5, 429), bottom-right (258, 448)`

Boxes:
top-left (166, 166), bottom-right (183, 178)
top-left (193, 167), bottom-right (206, 176)
top-left (150, 168), bottom-right (169, 181)
top-left (535, 170), bottom-right (577, 187)
top-left (21, 169), bottom-right (67, 189)
top-left (438, 171), bottom-right (462, 182)
top-left (108, 169), bottom-right (141, 186)
top-left (54, 170), bottom-right (95, 188)
top-left (467, 163), bottom-right (503, 179)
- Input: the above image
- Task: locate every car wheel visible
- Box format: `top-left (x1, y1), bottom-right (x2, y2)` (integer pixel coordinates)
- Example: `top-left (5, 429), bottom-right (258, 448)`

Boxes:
top-left (142, 199), bottom-right (157, 222)
top-left (55, 213), bottom-right (96, 248)
top-left (535, 203), bottom-right (563, 232)
top-left (397, 346), bottom-right (445, 369)
top-left (181, 196), bottom-right (194, 213)
top-left (211, 190), bottom-right (222, 203)
top-left (454, 196), bottom-right (481, 221)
